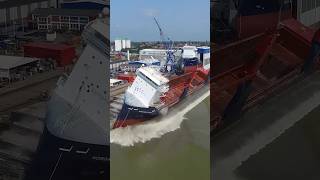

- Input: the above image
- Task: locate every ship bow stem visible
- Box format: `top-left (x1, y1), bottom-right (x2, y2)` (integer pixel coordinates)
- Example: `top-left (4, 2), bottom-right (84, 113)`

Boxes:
top-left (113, 103), bottom-right (159, 129)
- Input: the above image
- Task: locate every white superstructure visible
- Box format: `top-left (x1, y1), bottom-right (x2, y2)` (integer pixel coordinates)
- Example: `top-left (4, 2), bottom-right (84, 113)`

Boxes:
top-left (46, 17), bottom-right (109, 145)
top-left (182, 45), bottom-right (197, 59)
top-left (125, 67), bottom-right (169, 108)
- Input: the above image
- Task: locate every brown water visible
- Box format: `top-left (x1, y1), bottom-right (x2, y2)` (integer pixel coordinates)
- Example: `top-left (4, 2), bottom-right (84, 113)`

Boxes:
top-left (235, 105), bottom-right (320, 180)
top-left (212, 72), bottom-right (320, 180)
top-left (110, 97), bottom-right (210, 180)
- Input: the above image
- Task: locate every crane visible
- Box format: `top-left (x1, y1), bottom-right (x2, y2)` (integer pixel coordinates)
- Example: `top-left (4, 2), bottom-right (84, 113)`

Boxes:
top-left (153, 17), bottom-right (175, 72)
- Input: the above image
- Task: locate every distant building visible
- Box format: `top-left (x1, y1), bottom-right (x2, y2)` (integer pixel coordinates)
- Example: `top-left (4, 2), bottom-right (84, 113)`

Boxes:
top-left (30, 8), bottom-right (100, 31)
top-left (125, 39), bottom-right (131, 48)
top-left (114, 38), bottom-right (131, 51)
top-left (121, 39), bottom-right (126, 49)
top-left (139, 49), bottom-right (168, 61)
top-left (0, 0), bottom-right (57, 35)
top-left (114, 39), bottom-right (122, 51)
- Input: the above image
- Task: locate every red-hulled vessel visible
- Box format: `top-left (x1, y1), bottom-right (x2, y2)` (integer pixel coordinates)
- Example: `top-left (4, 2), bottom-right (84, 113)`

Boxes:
top-left (112, 46), bottom-right (210, 129)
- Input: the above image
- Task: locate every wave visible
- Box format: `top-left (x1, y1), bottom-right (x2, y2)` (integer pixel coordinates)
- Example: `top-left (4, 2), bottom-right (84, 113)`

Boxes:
top-left (110, 85), bottom-right (209, 146)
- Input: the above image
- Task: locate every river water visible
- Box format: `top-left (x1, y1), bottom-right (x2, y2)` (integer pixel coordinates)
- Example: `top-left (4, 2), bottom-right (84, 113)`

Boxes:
top-left (110, 92), bottom-right (210, 180)
top-left (213, 72), bottom-right (320, 180)
top-left (235, 105), bottom-right (320, 180)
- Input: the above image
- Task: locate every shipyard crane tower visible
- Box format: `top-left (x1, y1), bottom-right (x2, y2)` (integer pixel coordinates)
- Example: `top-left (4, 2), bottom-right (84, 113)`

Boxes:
top-left (153, 17), bottom-right (175, 72)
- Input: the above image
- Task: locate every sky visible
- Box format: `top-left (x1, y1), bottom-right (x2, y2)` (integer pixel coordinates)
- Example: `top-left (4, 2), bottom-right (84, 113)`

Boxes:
top-left (110, 0), bottom-right (210, 42)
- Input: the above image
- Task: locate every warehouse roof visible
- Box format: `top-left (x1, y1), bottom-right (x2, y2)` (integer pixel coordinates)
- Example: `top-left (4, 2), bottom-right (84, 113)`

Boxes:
top-left (32, 8), bottom-right (101, 17)
top-left (0, 56), bottom-right (38, 70)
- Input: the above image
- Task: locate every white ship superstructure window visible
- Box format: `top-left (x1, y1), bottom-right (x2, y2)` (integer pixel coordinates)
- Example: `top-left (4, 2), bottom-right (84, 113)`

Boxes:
top-left (136, 71), bottom-right (159, 88)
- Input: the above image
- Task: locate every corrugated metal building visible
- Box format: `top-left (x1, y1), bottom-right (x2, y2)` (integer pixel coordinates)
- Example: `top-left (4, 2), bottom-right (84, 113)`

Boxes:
top-left (0, 55), bottom-right (38, 80)
top-left (0, 0), bottom-right (57, 35)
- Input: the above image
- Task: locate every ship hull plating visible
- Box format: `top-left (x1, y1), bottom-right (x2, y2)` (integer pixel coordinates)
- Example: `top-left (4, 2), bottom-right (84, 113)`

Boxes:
top-left (24, 127), bottom-right (109, 180)
top-left (113, 71), bottom-right (208, 129)
top-left (113, 103), bottom-right (159, 128)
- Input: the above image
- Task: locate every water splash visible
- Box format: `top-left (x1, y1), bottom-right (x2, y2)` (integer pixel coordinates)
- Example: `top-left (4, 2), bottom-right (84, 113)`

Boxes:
top-left (110, 85), bottom-right (209, 146)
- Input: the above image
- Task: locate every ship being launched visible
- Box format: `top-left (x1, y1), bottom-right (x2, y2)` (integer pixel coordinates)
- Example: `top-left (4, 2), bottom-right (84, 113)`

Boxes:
top-left (24, 14), bottom-right (109, 180)
top-left (112, 46), bottom-right (210, 129)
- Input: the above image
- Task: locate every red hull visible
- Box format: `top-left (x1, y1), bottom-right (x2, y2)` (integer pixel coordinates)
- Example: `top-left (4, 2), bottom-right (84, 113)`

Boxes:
top-left (211, 19), bottom-right (319, 133)
top-left (161, 66), bottom-right (209, 108)
top-left (235, 10), bottom-right (292, 39)
top-left (112, 65), bottom-right (210, 129)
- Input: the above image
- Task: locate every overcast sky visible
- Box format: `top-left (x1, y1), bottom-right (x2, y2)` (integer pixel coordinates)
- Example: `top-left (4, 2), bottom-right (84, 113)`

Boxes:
top-left (110, 0), bottom-right (210, 41)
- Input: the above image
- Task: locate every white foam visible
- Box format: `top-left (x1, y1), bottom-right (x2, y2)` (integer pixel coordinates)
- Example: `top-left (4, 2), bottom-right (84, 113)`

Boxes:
top-left (110, 85), bottom-right (210, 146)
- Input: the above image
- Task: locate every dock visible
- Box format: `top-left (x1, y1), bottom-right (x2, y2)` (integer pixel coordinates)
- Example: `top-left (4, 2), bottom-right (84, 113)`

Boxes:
top-left (0, 70), bottom-right (61, 180)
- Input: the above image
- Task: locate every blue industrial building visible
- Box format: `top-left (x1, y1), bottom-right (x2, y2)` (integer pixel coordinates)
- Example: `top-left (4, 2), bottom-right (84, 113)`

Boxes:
top-left (60, 0), bottom-right (108, 10)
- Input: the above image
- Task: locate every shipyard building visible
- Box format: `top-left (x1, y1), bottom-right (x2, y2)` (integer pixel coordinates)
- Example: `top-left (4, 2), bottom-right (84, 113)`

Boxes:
top-left (59, 0), bottom-right (109, 10)
top-left (0, 0), bottom-right (57, 35)
top-left (0, 0), bottom-right (109, 35)
top-left (0, 55), bottom-right (39, 83)
top-left (30, 8), bottom-right (100, 31)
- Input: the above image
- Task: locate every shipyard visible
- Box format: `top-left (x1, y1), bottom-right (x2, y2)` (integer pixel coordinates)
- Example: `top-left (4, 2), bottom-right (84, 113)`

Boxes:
top-left (211, 0), bottom-right (320, 179)
top-left (0, 0), bottom-right (109, 179)
top-left (2, 0), bottom-right (320, 179)
top-left (0, 0), bottom-right (211, 179)
top-left (110, 1), bottom-right (210, 180)
top-left (109, 39), bottom-right (209, 128)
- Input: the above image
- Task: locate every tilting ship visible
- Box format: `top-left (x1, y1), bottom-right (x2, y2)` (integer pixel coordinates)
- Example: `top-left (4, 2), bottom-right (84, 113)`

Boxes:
top-left (24, 15), bottom-right (109, 180)
top-left (112, 45), bottom-right (210, 128)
